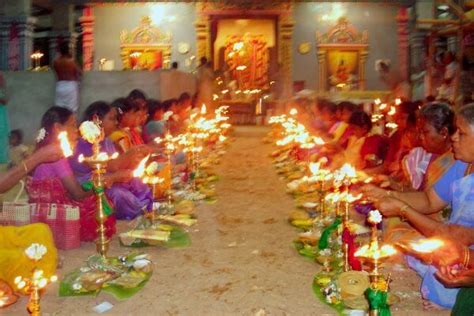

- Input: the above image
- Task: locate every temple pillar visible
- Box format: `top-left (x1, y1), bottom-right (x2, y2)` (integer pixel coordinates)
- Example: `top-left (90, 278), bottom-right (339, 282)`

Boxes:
top-left (0, 0), bottom-right (35, 70)
top-left (194, 5), bottom-right (211, 62)
top-left (447, 36), bottom-right (458, 53)
top-left (0, 21), bottom-right (9, 70)
top-left (79, 5), bottom-right (95, 71)
top-left (278, 9), bottom-right (294, 99)
top-left (317, 50), bottom-right (327, 92)
top-left (409, 31), bottom-right (427, 73)
top-left (359, 51), bottom-right (368, 90)
top-left (396, 7), bottom-right (410, 82)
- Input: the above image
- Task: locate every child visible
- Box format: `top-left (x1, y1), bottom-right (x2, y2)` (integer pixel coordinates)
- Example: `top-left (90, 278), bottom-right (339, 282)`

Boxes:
top-left (9, 129), bottom-right (30, 167)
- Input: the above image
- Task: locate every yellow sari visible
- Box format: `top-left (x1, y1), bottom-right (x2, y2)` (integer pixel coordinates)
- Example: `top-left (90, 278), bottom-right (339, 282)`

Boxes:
top-left (0, 223), bottom-right (57, 289)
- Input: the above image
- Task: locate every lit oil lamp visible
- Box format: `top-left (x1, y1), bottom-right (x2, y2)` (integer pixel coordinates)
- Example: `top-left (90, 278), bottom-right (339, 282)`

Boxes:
top-left (15, 244), bottom-right (57, 316)
top-left (355, 210), bottom-right (396, 282)
top-left (355, 210), bottom-right (396, 316)
top-left (15, 270), bottom-right (57, 316)
top-left (78, 119), bottom-right (118, 257)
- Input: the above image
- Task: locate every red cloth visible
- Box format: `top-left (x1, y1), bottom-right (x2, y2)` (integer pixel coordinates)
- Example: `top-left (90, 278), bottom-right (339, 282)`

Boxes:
top-left (342, 227), bottom-right (362, 271)
top-left (26, 178), bottom-right (116, 242)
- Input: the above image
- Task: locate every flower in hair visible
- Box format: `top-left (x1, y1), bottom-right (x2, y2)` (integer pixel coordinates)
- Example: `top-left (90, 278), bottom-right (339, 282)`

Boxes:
top-left (36, 128), bottom-right (47, 143)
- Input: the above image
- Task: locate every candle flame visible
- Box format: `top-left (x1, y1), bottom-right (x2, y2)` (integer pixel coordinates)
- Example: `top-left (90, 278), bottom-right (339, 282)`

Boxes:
top-left (388, 106), bottom-right (396, 116)
top-left (355, 243), bottom-right (396, 259)
top-left (309, 162), bottom-right (321, 175)
top-left (380, 103), bottom-right (388, 111)
top-left (133, 155), bottom-right (150, 178)
top-left (395, 98), bottom-right (402, 105)
top-left (374, 98), bottom-right (381, 105)
top-left (58, 131), bottom-right (73, 157)
top-left (340, 163), bottom-right (357, 178)
top-left (289, 108), bottom-right (298, 116)
top-left (201, 104), bottom-right (207, 115)
top-left (409, 239), bottom-right (444, 253)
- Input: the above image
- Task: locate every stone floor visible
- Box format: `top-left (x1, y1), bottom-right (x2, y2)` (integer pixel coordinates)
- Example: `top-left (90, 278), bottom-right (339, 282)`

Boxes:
top-left (2, 126), bottom-right (450, 315)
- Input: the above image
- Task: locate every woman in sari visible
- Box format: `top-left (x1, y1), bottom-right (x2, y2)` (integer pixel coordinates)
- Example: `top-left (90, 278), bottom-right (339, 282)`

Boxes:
top-left (402, 102), bottom-right (455, 191)
top-left (69, 101), bottom-right (153, 220)
top-left (362, 103), bottom-right (474, 309)
top-left (0, 72), bottom-right (10, 166)
top-left (27, 106), bottom-right (115, 242)
top-left (109, 98), bottom-right (143, 153)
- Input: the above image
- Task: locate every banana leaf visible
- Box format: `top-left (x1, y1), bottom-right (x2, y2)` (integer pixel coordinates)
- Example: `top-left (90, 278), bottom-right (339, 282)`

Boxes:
top-left (120, 226), bottom-right (191, 248)
top-left (293, 241), bottom-right (317, 260)
top-left (312, 274), bottom-right (345, 316)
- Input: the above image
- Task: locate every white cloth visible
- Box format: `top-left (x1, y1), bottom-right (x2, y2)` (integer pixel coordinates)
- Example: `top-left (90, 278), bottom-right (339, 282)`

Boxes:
top-left (403, 147), bottom-right (432, 190)
top-left (55, 81), bottom-right (79, 112)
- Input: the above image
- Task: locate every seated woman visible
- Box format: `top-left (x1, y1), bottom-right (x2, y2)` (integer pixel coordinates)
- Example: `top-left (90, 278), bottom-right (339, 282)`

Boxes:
top-left (69, 101), bottom-right (153, 220)
top-left (403, 102), bottom-right (455, 191)
top-left (378, 103), bottom-right (456, 242)
top-left (332, 110), bottom-right (386, 170)
top-left (109, 98), bottom-right (143, 153)
top-left (362, 103), bottom-right (474, 309)
top-left (27, 106), bottom-right (115, 242)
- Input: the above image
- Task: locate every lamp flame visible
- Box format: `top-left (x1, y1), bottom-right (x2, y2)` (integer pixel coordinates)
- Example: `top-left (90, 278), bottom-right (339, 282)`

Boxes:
top-left (58, 131), bottom-right (73, 158)
top-left (409, 239), bottom-right (444, 253)
top-left (201, 104), bottom-right (207, 115)
top-left (133, 155), bottom-right (150, 178)
top-left (289, 108), bottom-right (298, 116)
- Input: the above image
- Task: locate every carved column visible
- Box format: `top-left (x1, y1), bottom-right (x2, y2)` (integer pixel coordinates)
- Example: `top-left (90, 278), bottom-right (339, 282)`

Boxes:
top-left (0, 19), bottom-right (9, 70)
top-left (194, 13), bottom-right (210, 62)
top-left (79, 6), bottom-right (95, 70)
top-left (359, 51), bottom-right (368, 90)
top-left (409, 31), bottom-right (426, 73)
top-left (447, 36), bottom-right (458, 53)
top-left (278, 8), bottom-right (294, 99)
top-left (396, 7), bottom-right (410, 82)
top-left (317, 50), bottom-right (327, 92)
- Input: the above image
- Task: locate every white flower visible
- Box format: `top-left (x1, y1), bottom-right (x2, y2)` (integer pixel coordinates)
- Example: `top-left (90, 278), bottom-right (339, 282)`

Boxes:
top-left (25, 243), bottom-right (47, 261)
top-left (36, 128), bottom-right (47, 143)
top-left (72, 283), bottom-right (82, 290)
top-left (163, 111), bottom-right (174, 121)
top-left (79, 121), bottom-right (102, 144)
top-left (368, 210), bottom-right (383, 224)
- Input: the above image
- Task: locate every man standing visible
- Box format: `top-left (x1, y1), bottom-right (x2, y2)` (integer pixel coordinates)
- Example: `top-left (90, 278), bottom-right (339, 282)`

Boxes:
top-left (53, 42), bottom-right (82, 112)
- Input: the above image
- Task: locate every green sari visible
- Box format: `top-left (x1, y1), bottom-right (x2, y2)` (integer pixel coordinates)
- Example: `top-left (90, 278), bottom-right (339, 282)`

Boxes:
top-left (0, 88), bottom-right (9, 164)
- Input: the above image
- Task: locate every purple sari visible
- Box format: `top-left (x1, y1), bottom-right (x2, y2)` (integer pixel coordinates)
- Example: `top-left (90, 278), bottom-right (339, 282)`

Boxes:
top-left (69, 138), bottom-right (153, 220)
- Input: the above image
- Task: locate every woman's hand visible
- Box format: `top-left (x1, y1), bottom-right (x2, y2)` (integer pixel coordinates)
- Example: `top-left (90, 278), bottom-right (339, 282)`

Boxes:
top-left (430, 239), bottom-right (467, 268)
top-left (435, 268), bottom-right (474, 288)
top-left (360, 184), bottom-right (389, 201)
top-left (374, 197), bottom-right (405, 217)
top-left (105, 170), bottom-right (132, 186)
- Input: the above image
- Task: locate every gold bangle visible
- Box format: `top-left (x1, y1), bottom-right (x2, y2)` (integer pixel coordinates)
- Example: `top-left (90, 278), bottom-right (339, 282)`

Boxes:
top-left (399, 204), bottom-right (409, 222)
top-left (22, 161), bottom-right (28, 174)
top-left (463, 247), bottom-right (470, 268)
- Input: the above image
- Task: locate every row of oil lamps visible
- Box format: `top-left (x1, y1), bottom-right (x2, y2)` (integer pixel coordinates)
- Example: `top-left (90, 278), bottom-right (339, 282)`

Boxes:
top-left (4, 104), bottom-right (231, 315)
top-left (269, 105), bottom-right (444, 315)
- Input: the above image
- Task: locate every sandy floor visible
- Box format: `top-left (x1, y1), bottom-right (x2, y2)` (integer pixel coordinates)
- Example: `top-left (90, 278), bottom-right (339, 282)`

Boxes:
top-left (2, 126), bottom-right (450, 316)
